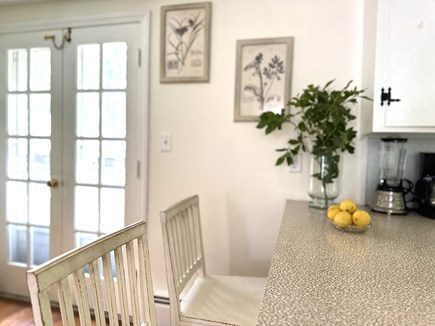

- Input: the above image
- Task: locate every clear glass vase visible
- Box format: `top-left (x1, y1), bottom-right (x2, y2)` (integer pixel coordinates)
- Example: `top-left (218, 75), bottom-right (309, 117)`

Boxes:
top-left (308, 153), bottom-right (340, 209)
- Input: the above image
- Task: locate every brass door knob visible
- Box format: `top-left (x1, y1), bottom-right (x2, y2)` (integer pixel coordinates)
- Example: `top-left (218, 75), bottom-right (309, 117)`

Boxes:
top-left (47, 178), bottom-right (59, 188)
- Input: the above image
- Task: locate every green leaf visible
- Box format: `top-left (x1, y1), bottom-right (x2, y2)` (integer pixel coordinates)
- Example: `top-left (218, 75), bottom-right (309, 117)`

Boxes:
top-left (276, 156), bottom-right (286, 166)
top-left (298, 122), bottom-right (307, 132)
top-left (324, 79), bottom-right (335, 89)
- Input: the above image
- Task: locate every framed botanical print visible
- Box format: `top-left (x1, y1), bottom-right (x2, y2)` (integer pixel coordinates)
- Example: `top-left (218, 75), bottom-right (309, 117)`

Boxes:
top-left (160, 2), bottom-right (212, 83)
top-left (234, 37), bottom-right (294, 121)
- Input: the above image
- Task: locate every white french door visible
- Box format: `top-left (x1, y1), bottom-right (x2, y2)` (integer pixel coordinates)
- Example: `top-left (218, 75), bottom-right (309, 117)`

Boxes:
top-left (0, 17), bottom-right (149, 297)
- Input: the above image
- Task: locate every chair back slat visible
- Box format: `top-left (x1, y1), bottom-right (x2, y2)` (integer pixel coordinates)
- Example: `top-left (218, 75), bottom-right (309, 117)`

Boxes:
top-left (113, 247), bottom-right (130, 325)
top-left (161, 195), bottom-right (205, 298)
top-left (168, 218), bottom-right (182, 285)
top-left (192, 204), bottom-right (205, 273)
top-left (176, 213), bottom-right (188, 278)
top-left (180, 210), bottom-right (190, 274)
top-left (73, 269), bottom-right (93, 325)
top-left (27, 220), bottom-right (157, 326)
top-left (88, 260), bottom-right (105, 325)
top-left (101, 252), bottom-right (118, 325)
top-left (57, 278), bottom-right (75, 325)
top-left (137, 235), bottom-right (152, 321)
top-left (37, 291), bottom-right (53, 325)
top-left (126, 240), bottom-right (141, 325)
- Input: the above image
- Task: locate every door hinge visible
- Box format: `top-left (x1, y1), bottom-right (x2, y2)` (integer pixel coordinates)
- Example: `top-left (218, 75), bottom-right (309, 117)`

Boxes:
top-left (137, 161), bottom-right (141, 178)
top-left (138, 48), bottom-right (142, 67)
top-left (381, 87), bottom-right (401, 106)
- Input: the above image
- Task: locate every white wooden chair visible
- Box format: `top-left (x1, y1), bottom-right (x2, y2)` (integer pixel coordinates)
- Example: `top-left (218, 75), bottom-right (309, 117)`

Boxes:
top-left (27, 220), bottom-right (157, 326)
top-left (160, 195), bottom-right (266, 326)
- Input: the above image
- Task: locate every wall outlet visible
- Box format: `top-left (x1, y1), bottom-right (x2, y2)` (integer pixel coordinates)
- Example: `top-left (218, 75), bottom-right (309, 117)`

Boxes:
top-left (288, 154), bottom-right (302, 173)
top-left (160, 132), bottom-right (172, 152)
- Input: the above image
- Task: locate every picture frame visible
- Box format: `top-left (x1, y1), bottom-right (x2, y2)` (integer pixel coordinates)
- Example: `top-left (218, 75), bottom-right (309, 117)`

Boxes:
top-left (234, 37), bottom-right (294, 122)
top-left (160, 2), bottom-right (212, 83)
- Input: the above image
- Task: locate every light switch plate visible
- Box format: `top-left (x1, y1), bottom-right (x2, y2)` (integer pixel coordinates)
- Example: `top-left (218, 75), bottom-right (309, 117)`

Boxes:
top-left (160, 132), bottom-right (172, 152)
top-left (288, 154), bottom-right (301, 172)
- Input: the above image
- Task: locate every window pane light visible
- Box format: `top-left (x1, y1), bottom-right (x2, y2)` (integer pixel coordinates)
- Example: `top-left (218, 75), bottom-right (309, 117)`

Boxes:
top-left (102, 42), bottom-right (127, 90)
top-left (77, 44), bottom-right (100, 90)
top-left (8, 49), bottom-right (28, 92)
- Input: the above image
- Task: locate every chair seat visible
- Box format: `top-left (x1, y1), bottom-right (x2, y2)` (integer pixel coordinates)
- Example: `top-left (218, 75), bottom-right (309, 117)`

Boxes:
top-left (180, 275), bottom-right (266, 326)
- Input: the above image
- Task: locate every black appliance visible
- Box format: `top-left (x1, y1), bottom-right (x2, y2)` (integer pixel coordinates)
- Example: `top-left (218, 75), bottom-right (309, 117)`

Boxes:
top-left (415, 153), bottom-right (435, 219)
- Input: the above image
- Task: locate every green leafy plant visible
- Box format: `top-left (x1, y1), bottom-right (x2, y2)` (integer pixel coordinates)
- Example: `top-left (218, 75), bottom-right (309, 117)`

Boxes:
top-left (257, 80), bottom-right (370, 205)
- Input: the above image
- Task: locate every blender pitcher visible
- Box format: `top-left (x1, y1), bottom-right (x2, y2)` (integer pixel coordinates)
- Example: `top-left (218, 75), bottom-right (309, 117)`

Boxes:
top-left (372, 138), bottom-right (409, 214)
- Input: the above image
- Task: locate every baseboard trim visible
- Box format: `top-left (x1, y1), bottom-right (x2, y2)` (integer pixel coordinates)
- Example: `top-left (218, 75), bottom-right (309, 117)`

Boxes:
top-left (0, 291), bottom-right (170, 306)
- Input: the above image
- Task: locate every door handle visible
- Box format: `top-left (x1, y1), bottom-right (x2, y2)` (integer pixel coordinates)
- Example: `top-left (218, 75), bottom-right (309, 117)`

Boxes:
top-left (47, 178), bottom-right (59, 188)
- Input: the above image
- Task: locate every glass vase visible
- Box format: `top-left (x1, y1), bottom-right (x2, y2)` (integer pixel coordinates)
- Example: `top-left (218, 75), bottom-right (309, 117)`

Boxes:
top-left (308, 153), bottom-right (340, 209)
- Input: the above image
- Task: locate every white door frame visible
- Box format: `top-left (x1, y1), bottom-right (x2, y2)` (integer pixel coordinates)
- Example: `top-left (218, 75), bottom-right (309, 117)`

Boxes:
top-left (0, 12), bottom-right (150, 297)
top-left (0, 11), bottom-right (150, 221)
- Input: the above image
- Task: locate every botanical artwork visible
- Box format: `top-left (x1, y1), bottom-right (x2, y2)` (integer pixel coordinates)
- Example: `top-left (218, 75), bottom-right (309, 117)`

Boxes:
top-left (161, 3), bottom-right (211, 82)
top-left (234, 37), bottom-right (293, 121)
top-left (243, 52), bottom-right (285, 112)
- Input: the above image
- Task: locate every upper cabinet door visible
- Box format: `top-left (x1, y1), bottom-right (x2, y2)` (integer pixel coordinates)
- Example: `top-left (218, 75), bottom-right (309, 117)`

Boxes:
top-left (364, 0), bottom-right (435, 133)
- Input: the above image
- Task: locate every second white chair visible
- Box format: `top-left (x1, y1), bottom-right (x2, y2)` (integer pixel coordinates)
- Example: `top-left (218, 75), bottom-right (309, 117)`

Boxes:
top-left (160, 195), bottom-right (266, 326)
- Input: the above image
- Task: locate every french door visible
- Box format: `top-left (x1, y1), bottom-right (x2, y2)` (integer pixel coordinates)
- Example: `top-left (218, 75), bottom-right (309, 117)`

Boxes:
top-left (0, 17), bottom-right (149, 297)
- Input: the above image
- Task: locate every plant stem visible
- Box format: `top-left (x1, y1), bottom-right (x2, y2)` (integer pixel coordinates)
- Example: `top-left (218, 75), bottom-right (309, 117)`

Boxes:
top-left (322, 171), bottom-right (329, 209)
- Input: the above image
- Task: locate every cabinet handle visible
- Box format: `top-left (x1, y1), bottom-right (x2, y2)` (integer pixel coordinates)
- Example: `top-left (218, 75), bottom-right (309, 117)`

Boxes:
top-left (381, 87), bottom-right (401, 106)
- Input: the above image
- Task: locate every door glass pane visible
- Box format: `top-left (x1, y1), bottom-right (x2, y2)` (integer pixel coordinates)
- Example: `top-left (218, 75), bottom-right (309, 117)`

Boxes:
top-left (102, 92), bottom-right (126, 138)
top-left (8, 49), bottom-right (27, 92)
top-left (77, 92), bottom-right (100, 138)
top-left (76, 140), bottom-right (100, 184)
top-left (30, 48), bottom-right (51, 91)
top-left (6, 181), bottom-right (28, 223)
top-left (30, 227), bottom-right (49, 266)
top-left (75, 186), bottom-right (99, 232)
top-left (7, 138), bottom-right (28, 180)
top-left (77, 44), bottom-right (100, 90)
top-left (74, 39), bottom-right (130, 246)
top-left (101, 140), bottom-right (125, 186)
top-left (8, 94), bottom-right (28, 136)
top-left (29, 139), bottom-right (51, 181)
top-left (4, 44), bottom-right (54, 272)
top-left (100, 187), bottom-right (124, 233)
top-left (29, 182), bottom-right (50, 226)
top-left (8, 225), bottom-right (27, 264)
top-left (30, 94), bottom-right (51, 137)
top-left (76, 232), bottom-right (98, 247)
top-left (103, 42), bottom-right (127, 89)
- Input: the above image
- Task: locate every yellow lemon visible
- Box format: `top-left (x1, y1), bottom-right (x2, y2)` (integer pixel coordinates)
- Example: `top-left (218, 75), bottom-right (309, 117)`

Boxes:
top-left (334, 211), bottom-right (353, 227)
top-left (327, 205), bottom-right (341, 220)
top-left (339, 199), bottom-right (357, 214)
top-left (352, 210), bottom-right (371, 226)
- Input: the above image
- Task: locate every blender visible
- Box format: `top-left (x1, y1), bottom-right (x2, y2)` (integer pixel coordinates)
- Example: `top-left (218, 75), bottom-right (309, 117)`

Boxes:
top-left (371, 138), bottom-right (409, 215)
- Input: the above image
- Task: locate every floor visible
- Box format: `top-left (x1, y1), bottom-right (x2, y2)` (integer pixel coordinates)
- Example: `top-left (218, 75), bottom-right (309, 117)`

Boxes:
top-left (0, 296), bottom-right (81, 325)
top-left (0, 296), bottom-right (40, 326)
top-left (0, 295), bottom-right (169, 325)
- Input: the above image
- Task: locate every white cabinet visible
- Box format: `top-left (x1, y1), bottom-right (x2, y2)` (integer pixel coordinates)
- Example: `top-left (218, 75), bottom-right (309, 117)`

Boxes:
top-left (362, 0), bottom-right (435, 134)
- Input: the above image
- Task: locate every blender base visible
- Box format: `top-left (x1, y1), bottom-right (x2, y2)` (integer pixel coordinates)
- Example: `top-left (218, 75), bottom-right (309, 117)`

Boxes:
top-left (371, 190), bottom-right (407, 215)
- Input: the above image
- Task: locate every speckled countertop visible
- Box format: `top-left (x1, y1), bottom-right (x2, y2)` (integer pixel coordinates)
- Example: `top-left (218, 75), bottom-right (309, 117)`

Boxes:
top-left (257, 200), bottom-right (435, 326)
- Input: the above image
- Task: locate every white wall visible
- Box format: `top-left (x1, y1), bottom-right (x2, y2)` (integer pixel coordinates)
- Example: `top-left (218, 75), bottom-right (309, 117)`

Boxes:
top-left (0, 0), bottom-right (367, 295)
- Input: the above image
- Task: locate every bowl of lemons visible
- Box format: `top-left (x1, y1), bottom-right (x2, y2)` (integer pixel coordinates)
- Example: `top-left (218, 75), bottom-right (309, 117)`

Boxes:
top-left (327, 199), bottom-right (372, 233)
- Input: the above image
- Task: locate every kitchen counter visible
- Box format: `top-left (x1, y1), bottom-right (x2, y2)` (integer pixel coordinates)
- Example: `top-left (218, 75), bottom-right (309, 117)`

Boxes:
top-left (257, 200), bottom-right (435, 326)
